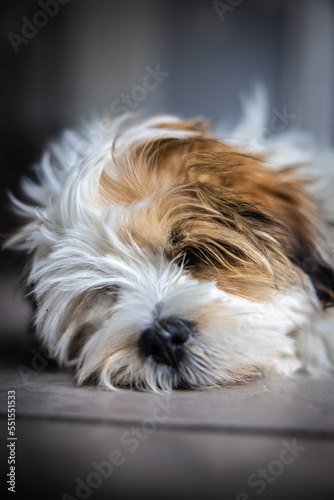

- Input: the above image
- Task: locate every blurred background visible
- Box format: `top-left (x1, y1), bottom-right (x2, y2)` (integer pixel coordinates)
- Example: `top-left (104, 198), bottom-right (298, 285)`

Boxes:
top-left (1, 0), bottom-right (334, 338)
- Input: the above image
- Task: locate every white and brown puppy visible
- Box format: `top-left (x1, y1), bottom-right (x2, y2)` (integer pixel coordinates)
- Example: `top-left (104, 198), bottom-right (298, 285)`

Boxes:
top-left (6, 101), bottom-right (334, 391)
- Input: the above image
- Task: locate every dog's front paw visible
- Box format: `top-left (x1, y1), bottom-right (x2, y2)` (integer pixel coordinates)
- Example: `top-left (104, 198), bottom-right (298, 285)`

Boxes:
top-left (264, 355), bottom-right (303, 377)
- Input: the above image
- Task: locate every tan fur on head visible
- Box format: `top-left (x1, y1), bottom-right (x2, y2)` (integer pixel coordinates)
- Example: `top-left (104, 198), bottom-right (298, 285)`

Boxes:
top-left (99, 126), bottom-right (330, 302)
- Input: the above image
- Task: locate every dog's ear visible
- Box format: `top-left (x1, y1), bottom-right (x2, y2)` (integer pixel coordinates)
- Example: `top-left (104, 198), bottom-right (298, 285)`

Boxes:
top-left (250, 168), bottom-right (334, 309)
top-left (294, 253), bottom-right (334, 308)
top-left (185, 151), bottom-right (334, 308)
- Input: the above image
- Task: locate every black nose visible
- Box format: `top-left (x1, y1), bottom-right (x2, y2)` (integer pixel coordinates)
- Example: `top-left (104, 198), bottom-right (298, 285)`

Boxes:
top-left (139, 317), bottom-right (193, 368)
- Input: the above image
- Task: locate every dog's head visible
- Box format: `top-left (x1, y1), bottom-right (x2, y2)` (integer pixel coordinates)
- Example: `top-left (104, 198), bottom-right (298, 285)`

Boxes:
top-left (8, 115), bottom-right (334, 390)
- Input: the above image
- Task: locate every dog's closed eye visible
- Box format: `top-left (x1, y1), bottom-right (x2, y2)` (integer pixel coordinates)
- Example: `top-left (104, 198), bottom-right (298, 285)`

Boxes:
top-left (97, 285), bottom-right (120, 294)
top-left (182, 247), bottom-right (204, 269)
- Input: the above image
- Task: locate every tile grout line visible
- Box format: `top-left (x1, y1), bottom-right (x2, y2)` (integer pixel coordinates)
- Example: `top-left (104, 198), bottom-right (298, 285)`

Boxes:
top-left (1, 412), bottom-right (334, 440)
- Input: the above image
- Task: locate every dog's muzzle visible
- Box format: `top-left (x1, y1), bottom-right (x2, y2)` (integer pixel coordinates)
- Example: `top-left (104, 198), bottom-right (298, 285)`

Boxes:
top-left (139, 317), bottom-right (194, 368)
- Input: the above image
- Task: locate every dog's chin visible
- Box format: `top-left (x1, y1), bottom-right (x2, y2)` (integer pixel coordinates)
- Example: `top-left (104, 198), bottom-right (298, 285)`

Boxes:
top-left (76, 346), bottom-right (261, 393)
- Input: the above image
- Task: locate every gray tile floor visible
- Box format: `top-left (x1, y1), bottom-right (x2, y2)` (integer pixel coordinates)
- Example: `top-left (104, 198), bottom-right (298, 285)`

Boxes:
top-left (1, 336), bottom-right (334, 500)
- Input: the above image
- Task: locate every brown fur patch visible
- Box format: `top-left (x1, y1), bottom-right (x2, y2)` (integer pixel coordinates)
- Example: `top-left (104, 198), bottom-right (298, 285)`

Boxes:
top-left (97, 117), bottom-right (333, 303)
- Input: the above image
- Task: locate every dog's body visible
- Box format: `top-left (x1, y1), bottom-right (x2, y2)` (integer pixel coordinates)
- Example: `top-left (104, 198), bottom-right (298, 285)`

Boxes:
top-left (7, 97), bottom-right (334, 391)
